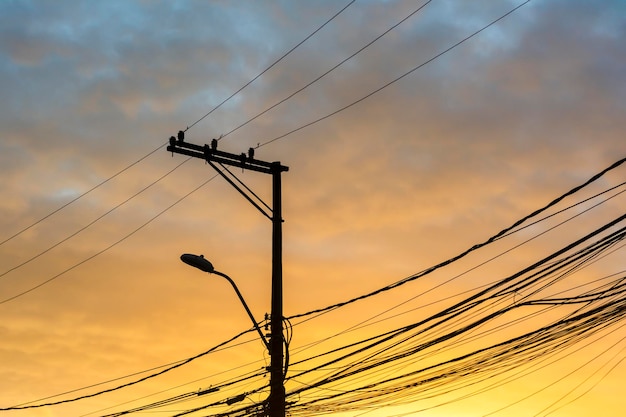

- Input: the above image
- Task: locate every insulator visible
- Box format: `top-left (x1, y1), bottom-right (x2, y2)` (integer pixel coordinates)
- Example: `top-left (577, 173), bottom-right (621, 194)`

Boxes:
top-left (211, 138), bottom-right (218, 150)
top-left (226, 393), bottom-right (246, 405)
top-left (248, 147), bottom-right (255, 160)
top-left (177, 130), bottom-right (184, 142)
top-left (197, 386), bottom-right (219, 396)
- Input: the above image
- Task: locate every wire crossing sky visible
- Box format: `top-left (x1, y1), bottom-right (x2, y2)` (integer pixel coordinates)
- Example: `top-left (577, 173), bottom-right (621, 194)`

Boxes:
top-left (0, 0), bottom-right (357, 250)
top-left (0, 1), bottom-right (625, 417)
top-left (0, 0), bottom-right (534, 306)
top-left (5, 156), bottom-right (622, 412)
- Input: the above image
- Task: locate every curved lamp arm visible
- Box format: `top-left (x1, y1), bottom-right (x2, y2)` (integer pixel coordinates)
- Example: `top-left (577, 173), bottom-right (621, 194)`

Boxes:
top-left (181, 254), bottom-right (269, 351)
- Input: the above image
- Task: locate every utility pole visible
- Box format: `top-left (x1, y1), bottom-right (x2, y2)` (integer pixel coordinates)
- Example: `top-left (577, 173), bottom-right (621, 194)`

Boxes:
top-left (167, 131), bottom-right (288, 417)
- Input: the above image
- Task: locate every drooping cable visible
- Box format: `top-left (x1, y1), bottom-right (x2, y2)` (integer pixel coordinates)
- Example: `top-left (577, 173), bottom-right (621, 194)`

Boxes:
top-left (0, 157), bottom-right (191, 281)
top-left (287, 156), bottom-right (626, 321)
top-left (281, 215), bottom-right (626, 415)
top-left (0, 142), bottom-right (167, 247)
top-left (219, 0), bottom-right (433, 141)
top-left (0, 1), bottom-right (356, 252)
top-left (257, 0), bottom-right (532, 148)
top-left (187, 0), bottom-right (356, 135)
top-left (0, 174), bottom-right (218, 305)
top-left (0, 326), bottom-right (252, 410)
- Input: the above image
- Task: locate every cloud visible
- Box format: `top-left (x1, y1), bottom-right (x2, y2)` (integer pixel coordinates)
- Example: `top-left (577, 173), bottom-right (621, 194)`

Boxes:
top-left (0, 1), bottom-right (624, 415)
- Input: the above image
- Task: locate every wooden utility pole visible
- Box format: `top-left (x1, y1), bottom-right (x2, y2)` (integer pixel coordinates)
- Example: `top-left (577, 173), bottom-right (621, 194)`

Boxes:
top-left (167, 131), bottom-right (288, 417)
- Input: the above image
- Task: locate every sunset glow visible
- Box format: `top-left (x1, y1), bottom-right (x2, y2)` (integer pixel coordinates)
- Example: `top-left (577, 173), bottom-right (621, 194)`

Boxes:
top-left (1, 1), bottom-right (625, 417)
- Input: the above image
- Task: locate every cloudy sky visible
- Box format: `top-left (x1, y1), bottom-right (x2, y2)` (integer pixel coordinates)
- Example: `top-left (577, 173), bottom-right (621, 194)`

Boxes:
top-left (1, 1), bottom-right (625, 416)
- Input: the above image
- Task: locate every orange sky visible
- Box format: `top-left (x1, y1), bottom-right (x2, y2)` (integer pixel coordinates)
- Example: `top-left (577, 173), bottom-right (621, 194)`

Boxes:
top-left (0, 1), bottom-right (625, 416)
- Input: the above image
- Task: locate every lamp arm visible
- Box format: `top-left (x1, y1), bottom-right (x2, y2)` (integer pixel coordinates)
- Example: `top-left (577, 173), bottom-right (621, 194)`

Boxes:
top-left (213, 270), bottom-right (270, 351)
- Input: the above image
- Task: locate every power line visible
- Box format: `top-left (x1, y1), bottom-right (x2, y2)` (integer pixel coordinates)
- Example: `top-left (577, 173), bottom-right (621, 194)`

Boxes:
top-left (0, 174), bottom-right (217, 305)
top-left (288, 183), bottom-right (625, 345)
top-left (97, 372), bottom-right (268, 417)
top-left (0, 0), bottom-right (531, 292)
top-left (481, 332), bottom-right (626, 417)
top-left (257, 0), bottom-right (532, 148)
top-left (5, 155), bottom-right (624, 414)
top-left (286, 263), bottom-right (626, 415)
top-left (0, 157), bottom-right (191, 281)
top-left (81, 356), bottom-right (265, 417)
top-left (219, 0), bottom-right (432, 141)
top-left (3, 2), bottom-right (623, 413)
top-left (0, 2), bottom-right (356, 251)
top-left (287, 156), bottom-right (626, 321)
top-left (276, 186), bottom-right (626, 414)
top-left (0, 326), bottom-right (252, 411)
top-left (4, 0), bottom-right (534, 298)
top-left (1, 0), bottom-right (421, 292)
top-left (0, 0), bottom-right (540, 280)
top-left (0, 142), bottom-right (167, 247)
top-left (534, 343), bottom-right (626, 417)
top-left (187, 0), bottom-right (356, 134)
top-left (393, 321), bottom-right (625, 417)
top-left (275, 159), bottom-right (625, 416)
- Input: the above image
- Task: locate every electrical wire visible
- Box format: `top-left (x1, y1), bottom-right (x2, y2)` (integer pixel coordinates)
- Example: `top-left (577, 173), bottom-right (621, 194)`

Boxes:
top-left (287, 156), bottom-right (626, 321)
top-left (397, 322), bottom-right (625, 417)
top-left (0, 326), bottom-right (253, 411)
top-left (256, 0), bottom-right (533, 148)
top-left (97, 370), bottom-right (268, 417)
top-left (188, 0), bottom-right (356, 134)
top-left (11, 165), bottom-right (623, 416)
top-left (287, 183), bottom-right (626, 362)
top-left (3, 2), bottom-right (624, 414)
top-left (0, 1), bottom-right (356, 254)
top-left (0, 142), bottom-right (167, 247)
top-left (287, 296), bottom-right (626, 415)
top-left (0, 0), bottom-right (544, 304)
top-left (481, 332), bottom-right (626, 417)
top-left (0, 174), bottom-right (217, 305)
top-left (0, 157), bottom-right (191, 281)
top-left (276, 173), bottom-right (626, 416)
top-left (0, 2), bottom-right (360, 308)
top-left (281, 216), bottom-right (626, 415)
top-left (5, 154), bottom-right (623, 413)
top-left (219, 0), bottom-right (432, 141)
top-left (537, 345), bottom-right (626, 417)
top-left (11, 319), bottom-right (271, 414)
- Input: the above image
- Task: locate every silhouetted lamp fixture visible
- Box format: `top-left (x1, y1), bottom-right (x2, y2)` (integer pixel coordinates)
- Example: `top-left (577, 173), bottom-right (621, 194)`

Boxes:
top-left (180, 253), bottom-right (270, 350)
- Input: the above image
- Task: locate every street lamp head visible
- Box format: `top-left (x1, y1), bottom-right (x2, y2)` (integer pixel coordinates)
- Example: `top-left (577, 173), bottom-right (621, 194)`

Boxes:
top-left (178, 252), bottom-right (271, 352)
top-left (180, 253), bottom-right (215, 273)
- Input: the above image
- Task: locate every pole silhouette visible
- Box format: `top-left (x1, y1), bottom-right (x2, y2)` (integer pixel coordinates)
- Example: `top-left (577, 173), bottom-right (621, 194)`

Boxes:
top-left (167, 132), bottom-right (288, 417)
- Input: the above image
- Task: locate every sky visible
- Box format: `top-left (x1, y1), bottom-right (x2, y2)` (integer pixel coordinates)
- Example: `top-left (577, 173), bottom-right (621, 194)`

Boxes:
top-left (0, 1), bottom-right (625, 416)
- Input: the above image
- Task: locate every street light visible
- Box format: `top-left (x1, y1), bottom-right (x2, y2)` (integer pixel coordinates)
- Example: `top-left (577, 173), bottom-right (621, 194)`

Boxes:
top-left (169, 134), bottom-right (287, 417)
top-left (180, 253), bottom-right (270, 351)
